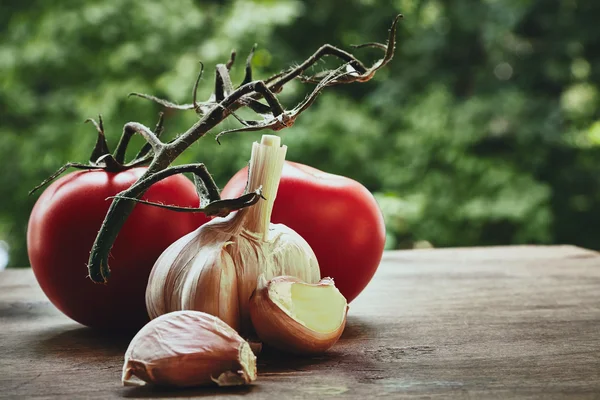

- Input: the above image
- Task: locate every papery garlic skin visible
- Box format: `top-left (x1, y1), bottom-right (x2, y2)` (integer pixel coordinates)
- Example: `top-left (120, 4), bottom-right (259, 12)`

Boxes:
top-left (145, 135), bottom-right (320, 333)
top-left (122, 311), bottom-right (256, 387)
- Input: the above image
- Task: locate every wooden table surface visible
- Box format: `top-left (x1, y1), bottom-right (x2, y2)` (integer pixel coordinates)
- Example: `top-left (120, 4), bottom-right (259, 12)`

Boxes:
top-left (1, 245), bottom-right (599, 399)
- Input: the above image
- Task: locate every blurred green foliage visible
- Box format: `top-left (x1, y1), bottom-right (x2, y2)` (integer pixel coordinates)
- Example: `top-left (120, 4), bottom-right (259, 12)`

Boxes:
top-left (2, 0), bottom-right (600, 267)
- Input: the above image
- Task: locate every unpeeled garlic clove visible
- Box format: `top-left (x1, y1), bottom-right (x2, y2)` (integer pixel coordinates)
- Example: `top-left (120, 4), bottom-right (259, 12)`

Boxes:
top-left (122, 311), bottom-right (256, 388)
top-left (249, 275), bottom-right (348, 355)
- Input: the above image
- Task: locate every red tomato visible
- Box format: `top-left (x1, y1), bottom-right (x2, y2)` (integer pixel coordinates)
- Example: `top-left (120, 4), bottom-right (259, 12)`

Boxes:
top-left (27, 168), bottom-right (208, 331)
top-left (221, 161), bottom-right (385, 303)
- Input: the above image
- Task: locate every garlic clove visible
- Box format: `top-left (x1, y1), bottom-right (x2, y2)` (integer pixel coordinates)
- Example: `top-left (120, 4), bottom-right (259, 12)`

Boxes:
top-left (145, 229), bottom-right (201, 319)
top-left (180, 245), bottom-right (241, 332)
top-left (249, 275), bottom-right (348, 354)
top-left (122, 311), bottom-right (256, 388)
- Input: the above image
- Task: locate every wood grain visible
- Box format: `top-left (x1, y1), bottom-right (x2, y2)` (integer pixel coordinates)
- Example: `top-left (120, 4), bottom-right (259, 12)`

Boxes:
top-left (1, 245), bottom-right (599, 399)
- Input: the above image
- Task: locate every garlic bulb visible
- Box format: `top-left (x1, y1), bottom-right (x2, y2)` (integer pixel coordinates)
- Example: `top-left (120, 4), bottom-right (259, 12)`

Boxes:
top-left (146, 135), bottom-right (320, 333)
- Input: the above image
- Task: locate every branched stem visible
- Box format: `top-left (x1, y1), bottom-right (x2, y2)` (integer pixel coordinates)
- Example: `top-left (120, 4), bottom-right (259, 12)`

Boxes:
top-left (268, 44), bottom-right (367, 93)
top-left (86, 14), bottom-right (402, 283)
top-left (133, 112), bottom-right (164, 161)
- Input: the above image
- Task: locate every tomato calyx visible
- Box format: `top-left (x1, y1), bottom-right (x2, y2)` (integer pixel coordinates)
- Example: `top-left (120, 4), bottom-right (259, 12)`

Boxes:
top-left (29, 114), bottom-right (166, 195)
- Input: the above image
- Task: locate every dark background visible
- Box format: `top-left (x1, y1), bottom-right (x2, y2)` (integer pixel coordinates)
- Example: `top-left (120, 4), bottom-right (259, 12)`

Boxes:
top-left (1, 0), bottom-right (599, 268)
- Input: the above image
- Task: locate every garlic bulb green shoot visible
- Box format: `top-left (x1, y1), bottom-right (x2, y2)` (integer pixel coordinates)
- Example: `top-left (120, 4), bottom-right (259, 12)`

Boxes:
top-left (145, 135), bottom-right (320, 333)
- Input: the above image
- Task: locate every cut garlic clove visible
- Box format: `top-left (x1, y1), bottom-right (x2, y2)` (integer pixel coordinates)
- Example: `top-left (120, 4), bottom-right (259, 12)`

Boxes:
top-left (122, 311), bottom-right (256, 388)
top-left (249, 275), bottom-right (348, 354)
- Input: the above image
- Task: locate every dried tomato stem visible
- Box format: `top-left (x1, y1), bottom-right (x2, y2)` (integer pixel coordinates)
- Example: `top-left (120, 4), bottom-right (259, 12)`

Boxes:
top-left (86, 15), bottom-right (402, 283)
top-left (123, 122), bottom-right (164, 153)
top-left (87, 155), bottom-right (169, 282)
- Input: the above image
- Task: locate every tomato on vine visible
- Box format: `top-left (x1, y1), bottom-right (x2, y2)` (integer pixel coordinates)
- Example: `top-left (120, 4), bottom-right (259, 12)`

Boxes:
top-left (27, 116), bottom-right (208, 330)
